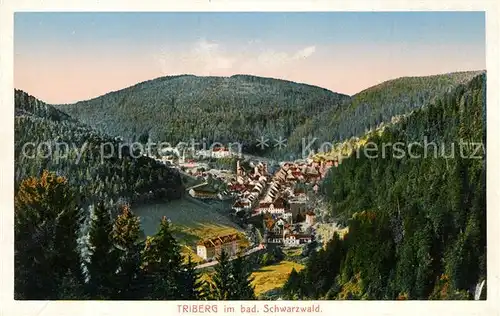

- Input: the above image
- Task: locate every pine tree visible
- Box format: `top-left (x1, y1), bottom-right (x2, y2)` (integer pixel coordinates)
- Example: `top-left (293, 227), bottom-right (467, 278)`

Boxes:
top-left (208, 250), bottom-right (233, 300)
top-left (178, 255), bottom-right (205, 300)
top-left (58, 270), bottom-right (88, 299)
top-left (141, 216), bottom-right (183, 299)
top-left (14, 170), bottom-right (81, 299)
top-left (112, 204), bottom-right (144, 299)
top-left (320, 233), bottom-right (345, 295)
top-left (283, 268), bottom-right (302, 299)
top-left (229, 256), bottom-right (255, 300)
top-left (86, 201), bottom-right (118, 299)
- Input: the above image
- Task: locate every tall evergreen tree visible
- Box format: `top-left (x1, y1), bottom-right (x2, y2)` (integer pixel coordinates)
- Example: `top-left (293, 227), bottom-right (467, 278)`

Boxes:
top-left (229, 256), bottom-right (255, 300)
top-left (141, 217), bottom-right (183, 299)
top-left (207, 250), bottom-right (233, 300)
top-left (178, 255), bottom-right (205, 300)
top-left (14, 170), bottom-right (82, 299)
top-left (86, 201), bottom-right (118, 299)
top-left (283, 268), bottom-right (302, 299)
top-left (112, 204), bottom-right (145, 299)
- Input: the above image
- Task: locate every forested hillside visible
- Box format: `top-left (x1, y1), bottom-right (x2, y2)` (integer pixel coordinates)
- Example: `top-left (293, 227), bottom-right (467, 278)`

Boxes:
top-left (55, 74), bottom-right (350, 155)
top-left (286, 70), bottom-right (484, 155)
top-left (13, 70), bottom-right (486, 300)
top-left (14, 89), bottom-right (184, 210)
top-left (283, 73), bottom-right (486, 300)
top-left (54, 71), bottom-right (483, 159)
top-left (15, 176), bottom-right (257, 300)
top-left (14, 90), bottom-right (260, 300)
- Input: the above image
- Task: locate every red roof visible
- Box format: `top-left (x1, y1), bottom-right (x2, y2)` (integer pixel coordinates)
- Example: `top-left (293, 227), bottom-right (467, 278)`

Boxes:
top-left (229, 184), bottom-right (246, 191)
top-left (212, 147), bottom-right (229, 152)
top-left (197, 233), bottom-right (239, 247)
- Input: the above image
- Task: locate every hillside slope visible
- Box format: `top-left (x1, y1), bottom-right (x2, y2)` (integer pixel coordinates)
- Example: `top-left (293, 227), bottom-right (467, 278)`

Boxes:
top-left (283, 73), bottom-right (486, 300)
top-left (15, 89), bottom-right (184, 210)
top-left (54, 74), bottom-right (350, 155)
top-left (286, 70), bottom-right (485, 156)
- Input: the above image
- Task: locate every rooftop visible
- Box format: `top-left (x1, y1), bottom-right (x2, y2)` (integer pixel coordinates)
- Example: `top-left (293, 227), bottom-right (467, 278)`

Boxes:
top-left (197, 233), bottom-right (239, 248)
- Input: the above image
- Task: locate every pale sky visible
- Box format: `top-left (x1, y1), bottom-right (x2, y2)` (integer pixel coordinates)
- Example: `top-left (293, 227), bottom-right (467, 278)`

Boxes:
top-left (14, 12), bottom-right (485, 104)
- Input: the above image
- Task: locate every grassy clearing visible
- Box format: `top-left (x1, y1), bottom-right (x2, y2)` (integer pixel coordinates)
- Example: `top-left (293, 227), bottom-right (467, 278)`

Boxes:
top-left (284, 247), bottom-right (303, 257)
top-left (133, 198), bottom-right (245, 262)
top-left (251, 261), bottom-right (305, 296)
top-left (200, 261), bottom-right (305, 297)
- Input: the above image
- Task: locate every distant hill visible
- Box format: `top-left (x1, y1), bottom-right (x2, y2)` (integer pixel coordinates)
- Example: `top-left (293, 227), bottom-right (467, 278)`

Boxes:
top-left (53, 71), bottom-right (484, 159)
top-left (54, 74), bottom-right (351, 156)
top-left (286, 70), bottom-right (485, 156)
top-left (15, 90), bottom-right (184, 210)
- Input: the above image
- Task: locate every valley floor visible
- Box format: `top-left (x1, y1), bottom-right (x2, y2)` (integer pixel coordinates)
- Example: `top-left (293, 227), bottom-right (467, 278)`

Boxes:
top-left (133, 197), bottom-right (247, 263)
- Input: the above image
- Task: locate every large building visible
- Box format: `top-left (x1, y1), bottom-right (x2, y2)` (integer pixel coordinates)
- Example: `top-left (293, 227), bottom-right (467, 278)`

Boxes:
top-left (212, 147), bottom-right (232, 158)
top-left (196, 233), bottom-right (239, 260)
top-left (188, 182), bottom-right (220, 200)
top-left (253, 197), bottom-right (286, 216)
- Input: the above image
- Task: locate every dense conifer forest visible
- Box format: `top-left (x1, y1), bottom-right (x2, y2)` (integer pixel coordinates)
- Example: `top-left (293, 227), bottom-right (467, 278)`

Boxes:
top-left (54, 74), bottom-right (350, 156)
top-left (283, 73), bottom-right (486, 300)
top-left (15, 175), bottom-right (256, 299)
top-left (14, 90), bottom-right (256, 300)
top-left (54, 71), bottom-right (483, 158)
top-left (15, 90), bottom-right (184, 210)
top-left (13, 71), bottom-right (486, 300)
top-left (287, 70), bottom-right (484, 154)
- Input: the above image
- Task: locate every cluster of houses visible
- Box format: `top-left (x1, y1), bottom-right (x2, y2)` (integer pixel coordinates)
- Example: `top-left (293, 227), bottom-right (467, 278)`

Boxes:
top-left (187, 154), bottom-right (339, 258)
top-left (264, 213), bottom-right (317, 246)
top-left (226, 159), bottom-right (339, 248)
top-left (195, 146), bottom-right (236, 159)
top-left (148, 145), bottom-right (341, 260)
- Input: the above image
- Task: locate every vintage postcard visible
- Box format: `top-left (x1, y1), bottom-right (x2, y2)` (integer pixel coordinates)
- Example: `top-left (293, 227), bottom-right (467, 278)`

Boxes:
top-left (1, 1), bottom-right (499, 316)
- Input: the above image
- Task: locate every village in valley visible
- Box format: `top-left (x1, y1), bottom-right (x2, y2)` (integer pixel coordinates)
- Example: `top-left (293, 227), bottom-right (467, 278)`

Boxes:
top-left (148, 144), bottom-right (340, 268)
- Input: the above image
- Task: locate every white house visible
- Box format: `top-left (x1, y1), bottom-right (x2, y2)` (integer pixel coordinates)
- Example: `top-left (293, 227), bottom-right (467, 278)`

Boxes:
top-left (255, 197), bottom-right (286, 216)
top-left (266, 234), bottom-right (284, 244)
top-left (196, 234), bottom-right (239, 260)
top-left (270, 218), bottom-right (286, 234)
top-left (283, 234), bottom-right (301, 247)
top-left (232, 199), bottom-right (251, 212)
top-left (283, 234), bottom-right (312, 247)
top-left (267, 204), bottom-right (285, 215)
top-left (212, 147), bottom-right (232, 158)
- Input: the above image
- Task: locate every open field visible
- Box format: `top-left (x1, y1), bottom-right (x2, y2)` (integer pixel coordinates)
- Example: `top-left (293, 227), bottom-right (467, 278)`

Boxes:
top-left (284, 247), bottom-right (303, 259)
top-left (251, 261), bottom-right (305, 296)
top-left (133, 198), bottom-right (246, 263)
top-left (198, 260), bottom-right (305, 297)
